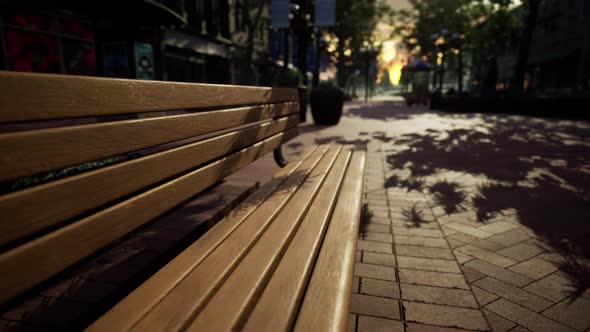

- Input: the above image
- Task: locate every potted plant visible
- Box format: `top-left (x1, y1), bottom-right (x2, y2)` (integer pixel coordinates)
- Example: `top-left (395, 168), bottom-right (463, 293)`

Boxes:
top-left (310, 80), bottom-right (344, 125)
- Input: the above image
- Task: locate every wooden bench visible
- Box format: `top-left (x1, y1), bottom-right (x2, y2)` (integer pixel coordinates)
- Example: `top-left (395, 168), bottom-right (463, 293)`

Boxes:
top-left (0, 71), bottom-right (366, 331)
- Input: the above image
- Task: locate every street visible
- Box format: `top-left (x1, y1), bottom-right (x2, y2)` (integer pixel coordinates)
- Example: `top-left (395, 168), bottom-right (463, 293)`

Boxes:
top-left (285, 98), bottom-right (590, 331)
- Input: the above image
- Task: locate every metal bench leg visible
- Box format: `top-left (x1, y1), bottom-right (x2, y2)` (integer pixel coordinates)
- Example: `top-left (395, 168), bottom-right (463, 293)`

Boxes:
top-left (273, 147), bottom-right (288, 168)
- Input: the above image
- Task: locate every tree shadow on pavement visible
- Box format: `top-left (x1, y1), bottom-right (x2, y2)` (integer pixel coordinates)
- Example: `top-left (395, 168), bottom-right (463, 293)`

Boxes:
top-left (383, 115), bottom-right (590, 297)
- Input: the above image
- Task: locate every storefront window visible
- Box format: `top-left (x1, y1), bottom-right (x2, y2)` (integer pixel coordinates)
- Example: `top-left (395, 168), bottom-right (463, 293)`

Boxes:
top-left (5, 29), bottom-right (60, 73)
top-left (2, 14), bottom-right (97, 75)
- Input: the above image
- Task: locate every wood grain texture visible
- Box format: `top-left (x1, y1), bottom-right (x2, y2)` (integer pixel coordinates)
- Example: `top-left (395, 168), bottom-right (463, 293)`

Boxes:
top-left (0, 116), bottom-right (299, 248)
top-left (85, 146), bottom-right (319, 332)
top-left (0, 71), bottom-right (298, 122)
top-left (0, 102), bottom-right (298, 181)
top-left (185, 146), bottom-right (343, 332)
top-left (128, 146), bottom-right (335, 332)
top-left (293, 150), bottom-right (367, 332)
top-left (242, 146), bottom-right (353, 332)
top-left (0, 131), bottom-right (297, 305)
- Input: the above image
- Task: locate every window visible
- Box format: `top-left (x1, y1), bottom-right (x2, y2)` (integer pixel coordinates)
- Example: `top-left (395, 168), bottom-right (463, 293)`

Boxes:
top-left (2, 14), bottom-right (97, 75)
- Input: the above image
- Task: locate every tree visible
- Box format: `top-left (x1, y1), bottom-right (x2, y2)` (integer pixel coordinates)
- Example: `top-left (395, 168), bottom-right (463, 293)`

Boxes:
top-left (511, 0), bottom-right (541, 94)
top-left (330, 0), bottom-right (392, 87)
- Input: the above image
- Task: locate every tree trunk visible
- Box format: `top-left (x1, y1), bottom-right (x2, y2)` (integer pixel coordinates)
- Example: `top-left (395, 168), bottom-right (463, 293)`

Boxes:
top-left (511, 0), bottom-right (540, 95)
top-left (336, 30), bottom-right (346, 87)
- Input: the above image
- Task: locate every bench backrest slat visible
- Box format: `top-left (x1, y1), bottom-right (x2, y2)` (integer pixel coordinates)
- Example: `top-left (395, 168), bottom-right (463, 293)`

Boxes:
top-left (0, 72), bottom-right (300, 305)
top-left (0, 116), bottom-right (299, 248)
top-left (0, 102), bottom-right (298, 182)
top-left (0, 71), bottom-right (298, 122)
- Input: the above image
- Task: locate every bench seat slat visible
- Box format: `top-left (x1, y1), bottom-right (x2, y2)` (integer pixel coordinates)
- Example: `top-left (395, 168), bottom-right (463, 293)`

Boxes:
top-left (85, 146), bottom-right (319, 332)
top-left (0, 131), bottom-right (296, 304)
top-left (294, 150), bottom-right (367, 332)
top-left (126, 145), bottom-right (336, 332)
top-left (241, 146), bottom-right (354, 332)
top-left (0, 115), bottom-right (299, 248)
top-left (185, 145), bottom-right (344, 331)
top-left (0, 71), bottom-right (298, 122)
top-left (0, 102), bottom-right (298, 182)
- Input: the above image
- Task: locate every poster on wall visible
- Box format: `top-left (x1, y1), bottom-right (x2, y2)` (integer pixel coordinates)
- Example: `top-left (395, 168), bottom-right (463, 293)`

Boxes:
top-left (103, 42), bottom-right (130, 78)
top-left (134, 42), bottom-right (155, 80)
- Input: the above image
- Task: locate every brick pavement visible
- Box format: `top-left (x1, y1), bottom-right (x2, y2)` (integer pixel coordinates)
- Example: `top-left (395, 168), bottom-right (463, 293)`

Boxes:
top-left (348, 140), bottom-right (590, 332)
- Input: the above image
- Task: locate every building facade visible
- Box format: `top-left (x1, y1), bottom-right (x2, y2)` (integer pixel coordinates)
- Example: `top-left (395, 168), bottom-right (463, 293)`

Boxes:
top-left (0, 0), bottom-right (272, 85)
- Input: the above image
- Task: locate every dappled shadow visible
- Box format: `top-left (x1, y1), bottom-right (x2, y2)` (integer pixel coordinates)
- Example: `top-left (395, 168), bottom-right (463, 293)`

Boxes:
top-left (314, 136), bottom-right (371, 147)
top-left (384, 114), bottom-right (590, 296)
top-left (430, 181), bottom-right (467, 214)
top-left (359, 203), bottom-right (373, 237)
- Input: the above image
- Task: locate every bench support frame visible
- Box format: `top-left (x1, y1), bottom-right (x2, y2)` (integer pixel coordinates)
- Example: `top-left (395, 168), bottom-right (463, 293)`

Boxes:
top-left (273, 147), bottom-right (288, 168)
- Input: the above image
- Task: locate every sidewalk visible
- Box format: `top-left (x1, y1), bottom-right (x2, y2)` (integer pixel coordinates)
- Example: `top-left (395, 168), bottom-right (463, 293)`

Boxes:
top-left (283, 99), bottom-right (590, 332)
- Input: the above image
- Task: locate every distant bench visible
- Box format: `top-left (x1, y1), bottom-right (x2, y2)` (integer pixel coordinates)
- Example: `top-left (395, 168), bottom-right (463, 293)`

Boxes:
top-left (0, 71), bottom-right (366, 331)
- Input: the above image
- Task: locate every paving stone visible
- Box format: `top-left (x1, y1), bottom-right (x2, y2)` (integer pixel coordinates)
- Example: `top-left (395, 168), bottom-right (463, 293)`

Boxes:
top-left (352, 276), bottom-right (360, 293)
top-left (370, 217), bottom-right (391, 225)
top-left (487, 229), bottom-right (531, 247)
top-left (403, 302), bottom-right (489, 331)
top-left (542, 297), bottom-right (590, 331)
top-left (355, 262), bottom-right (396, 281)
top-left (456, 245), bottom-right (516, 268)
top-left (361, 278), bottom-right (400, 299)
top-left (524, 274), bottom-right (573, 302)
top-left (441, 226), bottom-right (459, 236)
top-left (508, 258), bottom-right (558, 280)
top-left (357, 240), bottom-right (392, 254)
top-left (392, 226), bottom-right (444, 238)
top-left (399, 269), bottom-right (469, 290)
top-left (468, 238), bottom-right (506, 252)
top-left (349, 314), bottom-right (357, 332)
top-left (485, 299), bottom-right (575, 332)
top-left (445, 223), bottom-right (493, 239)
top-left (363, 232), bottom-right (394, 243)
top-left (394, 235), bottom-right (449, 248)
top-left (364, 224), bottom-right (391, 234)
top-left (461, 266), bottom-right (486, 283)
top-left (395, 245), bottom-right (454, 260)
top-left (453, 250), bottom-right (474, 264)
top-left (392, 219), bottom-right (440, 229)
top-left (535, 252), bottom-right (567, 266)
top-left (496, 243), bottom-right (546, 262)
top-left (401, 283), bottom-right (479, 308)
top-left (509, 326), bottom-right (533, 332)
top-left (472, 286), bottom-right (498, 306)
top-left (464, 260), bottom-right (532, 287)
top-left (477, 221), bottom-right (519, 235)
top-left (473, 277), bottom-right (552, 312)
top-left (405, 322), bottom-right (477, 331)
top-left (397, 256), bottom-right (461, 273)
top-left (357, 315), bottom-right (404, 332)
top-left (350, 293), bottom-right (400, 320)
top-left (483, 309), bottom-right (517, 332)
top-left (448, 238), bottom-right (466, 249)
top-left (448, 232), bottom-right (478, 244)
top-left (363, 251), bottom-right (396, 266)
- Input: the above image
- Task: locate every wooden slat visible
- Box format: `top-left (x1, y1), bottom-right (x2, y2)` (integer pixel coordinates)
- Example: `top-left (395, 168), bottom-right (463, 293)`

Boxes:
top-left (185, 146), bottom-right (343, 332)
top-left (0, 130), bottom-right (297, 305)
top-left (0, 115), bottom-right (299, 248)
top-left (128, 146), bottom-right (338, 332)
top-left (0, 102), bottom-right (298, 181)
top-left (242, 146), bottom-right (353, 332)
top-left (294, 150), bottom-right (367, 332)
top-left (86, 145), bottom-right (327, 332)
top-left (0, 71), bottom-right (298, 122)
